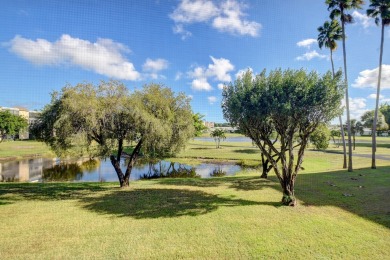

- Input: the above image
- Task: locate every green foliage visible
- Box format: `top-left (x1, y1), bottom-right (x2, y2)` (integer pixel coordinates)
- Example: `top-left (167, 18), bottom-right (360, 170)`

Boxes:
top-left (326, 0), bottom-right (364, 23)
top-left (310, 124), bottom-right (330, 150)
top-left (317, 19), bottom-right (342, 51)
top-left (31, 80), bottom-right (194, 186)
top-left (222, 68), bottom-right (344, 205)
top-left (210, 129), bottom-right (226, 148)
top-left (192, 113), bottom-right (207, 137)
top-left (0, 110), bottom-right (28, 141)
top-left (361, 110), bottom-right (388, 130)
top-left (380, 103), bottom-right (390, 126)
top-left (367, 0), bottom-right (390, 26)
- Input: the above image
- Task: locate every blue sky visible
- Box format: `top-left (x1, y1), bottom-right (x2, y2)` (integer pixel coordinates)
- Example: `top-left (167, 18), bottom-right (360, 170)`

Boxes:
top-left (1, 0), bottom-right (389, 123)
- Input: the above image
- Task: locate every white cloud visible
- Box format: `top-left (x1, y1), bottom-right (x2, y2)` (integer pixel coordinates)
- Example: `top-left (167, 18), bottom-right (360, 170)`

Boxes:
top-left (172, 24), bottom-right (192, 40)
top-left (341, 97), bottom-right (368, 120)
top-left (170, 0), bottom-right (261, 38)
top-left (352, 65), bottom-right (390, 89)
top-left (296, 38), bottom-right (317, 49)
top-left (170, 0), bottom-right (218, 23)
top-left (212, 0), bottom-right (261, 37)
top-left (142, 58), bottom-right (168, 72)
top-left (207, 56), bottom-right (234, 82)
top-left (217, 83), bottom-right (225, 90)
top-left (367, 93), bottom-right (384, 99)
top-left (188, 56), bottom-right (234, 91)
top-left (352, 11), bottom-right (374, 29)
top-left (8, 34), bottom-right (141, 80)
top-left (192, 78), bottom-right (212, 91)
top-left (175, 71), bottom-right (183, 81)
top-left (208, 96), bottom-right (217, 104)
top-left (235, 67), bottom-right (253, 79)
top-left (296, 50), bottom-right (327, 61)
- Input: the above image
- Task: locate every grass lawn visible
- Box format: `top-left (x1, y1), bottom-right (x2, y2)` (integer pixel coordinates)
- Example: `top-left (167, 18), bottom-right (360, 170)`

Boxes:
top-left (1, 137), bottom-right (390, 259)
top-left (1, 168), bottom-right (389, 259)
top-left (0, 140), bottom-right (54, 161)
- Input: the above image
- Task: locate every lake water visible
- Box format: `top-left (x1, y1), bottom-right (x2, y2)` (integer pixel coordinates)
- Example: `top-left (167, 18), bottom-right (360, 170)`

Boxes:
top-left (0, 157), bottom-right (242, 183)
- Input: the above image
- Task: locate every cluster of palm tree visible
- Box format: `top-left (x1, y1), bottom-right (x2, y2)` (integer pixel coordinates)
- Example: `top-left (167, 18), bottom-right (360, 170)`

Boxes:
top-left (318, 0), bottom-right (390, 171)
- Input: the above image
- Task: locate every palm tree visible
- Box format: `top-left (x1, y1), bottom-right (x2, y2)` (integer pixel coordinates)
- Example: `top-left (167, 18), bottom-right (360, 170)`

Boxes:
top-left (210, 129), bottom-right (226, 149)
top-left (367, 0), bottom-right (390, 169)
top-left (349, 119), bottom-right (364, 150)
top-left (326, 0), bottom-right (364, 172)
top-left (317, 19), bottom-right (348, 168)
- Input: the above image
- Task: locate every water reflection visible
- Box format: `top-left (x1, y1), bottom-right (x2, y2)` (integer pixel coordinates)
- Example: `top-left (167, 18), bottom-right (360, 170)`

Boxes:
top-left (43, 163), bottom-right (83, 181)
top-left (0, 157), bottom-right (242, 183)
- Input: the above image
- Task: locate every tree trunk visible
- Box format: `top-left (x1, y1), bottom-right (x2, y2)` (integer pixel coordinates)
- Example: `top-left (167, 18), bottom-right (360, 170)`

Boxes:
top-left (110, 138), bottom-right (143, 188)
top-left (341, 15), bottom-right (353, 172)
top-left (260, 154), bottom-right (268, 178)
top-left (110, 155), bottom-right (128, 187)
top-left (331, 49), bottom-right (347, 169)
top-left (281, 180), bottom-right (296, 206)
top-left (372, 23), bottom-right (385, 169)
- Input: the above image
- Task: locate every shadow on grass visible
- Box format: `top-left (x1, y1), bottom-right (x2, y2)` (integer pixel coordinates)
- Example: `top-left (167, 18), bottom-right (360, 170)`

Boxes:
top-left (0, 182), bottom-right (107, 204)
top-left (287, 166), bottom-right (390, 228)
top-left (158, 176), bottom-right (276, 191)
top-left (233, 149), bottom-right (258, 154)
top-left (79, 188), bottom-right (277, 218)
top-left (158, 166), bottom-right (390, 228)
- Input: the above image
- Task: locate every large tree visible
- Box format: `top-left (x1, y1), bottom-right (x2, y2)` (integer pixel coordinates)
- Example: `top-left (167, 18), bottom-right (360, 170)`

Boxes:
top-left (31, 81), bottom-right (194, 187)
top-left (361, 110), bottom-right (389, 133)
top-left (317, 19), bottom-right (347, 168)
top-left (380, 102), bottom-right (390, 125)
top-left (326, 0), bottom-right (364, 172)
top-left (0, 110), bottom-right (28, 142)
top-left (222, 69), bottom-right (344, 206)
top-left (192, 113), bottom-right (207, 137)
top-left (367, 0), bottom-right (390, 169)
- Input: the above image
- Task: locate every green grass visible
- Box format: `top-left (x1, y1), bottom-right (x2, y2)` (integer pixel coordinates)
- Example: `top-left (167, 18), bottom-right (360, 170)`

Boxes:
top-left (0, 140), bottom-right (54, 160)
top-left (1, 137), bottom-right (390, 258)
top-left (1, 165), bottom-right (389, 259)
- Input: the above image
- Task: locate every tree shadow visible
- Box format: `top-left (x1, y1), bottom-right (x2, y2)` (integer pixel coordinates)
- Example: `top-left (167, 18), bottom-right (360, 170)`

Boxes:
top-left (79, 188), bottom-right (278, 218)
top-left (157, 167), bottom-right (390, 228)
top-left (157, 176), bottom-right (277, 191)
top-left (0, 183), bottom-right (108, 203)
top-left (268, 166), bottom-right (390, 228)
top-left (233, 149), bottom-right (258, 154)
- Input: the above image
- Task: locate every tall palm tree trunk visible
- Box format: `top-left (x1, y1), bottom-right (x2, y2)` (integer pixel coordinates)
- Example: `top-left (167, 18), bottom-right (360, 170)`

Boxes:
top-left (341, 16), bottom-right (353, 172)
top-left (330, 49), bottom-right (347, 168)
top-left (372, 23), bottom-right (385, 169)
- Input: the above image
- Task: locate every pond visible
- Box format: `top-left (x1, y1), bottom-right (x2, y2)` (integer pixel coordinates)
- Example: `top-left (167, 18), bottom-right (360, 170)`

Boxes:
top-left (0, 157), bottom-right (243, 183)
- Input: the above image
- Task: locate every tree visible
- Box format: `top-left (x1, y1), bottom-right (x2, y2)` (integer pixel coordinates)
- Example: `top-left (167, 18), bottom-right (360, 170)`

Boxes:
top-left (310, 123), bottom-right (331, 150)
top-left (326, 0), bottom-right (364, 172)
top-left (348, 119), bottom-right (364, 150)
top-left (0, 110), bottom-right (28, 142)
top-left (223, 69), bottom-right (344, 206)
top-left (210, 129), bottom-right (226, 148)
top-left (330, 129), bottom-right (341, 146)
top-left (380, 103), bottom-right (390, 125)
top-left (318, 19), bottom-right (348, 168)
top-left (192, 113), bottom-right (207, 137)
top-left (367, 0), bottom-right (390, 169)
top-left (31, 81), bottom-right (194, 187)
top-left (361, 110), bottom-right (389, 134)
